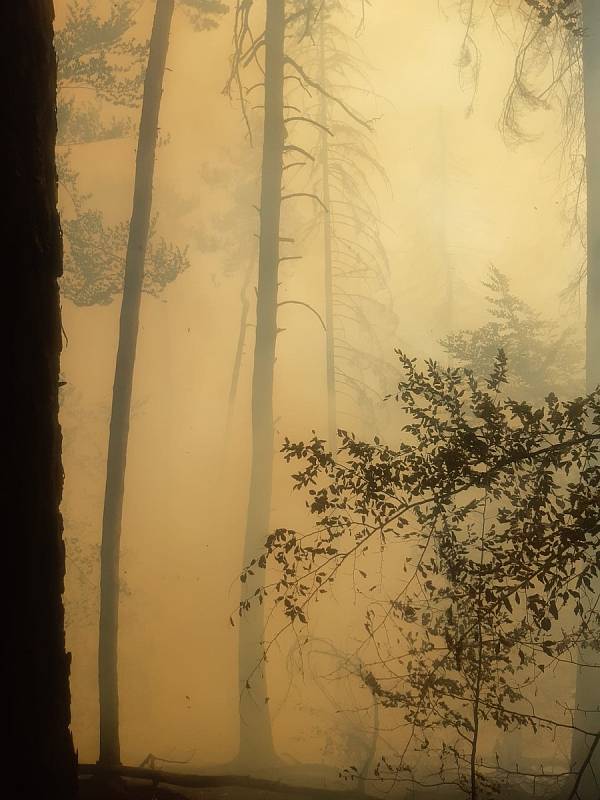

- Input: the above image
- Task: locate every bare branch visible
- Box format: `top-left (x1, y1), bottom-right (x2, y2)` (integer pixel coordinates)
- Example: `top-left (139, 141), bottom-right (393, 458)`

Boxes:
top-left (281, 191), bottom-right (329, 213)
top-left (285, 55), bottom-right (372, 129)
top-left (283, 143), bottom-right (315, 161)
top-left (284, 115), bottom-right (333, 136)
top-left (277, 299), bottom-right (326, 331)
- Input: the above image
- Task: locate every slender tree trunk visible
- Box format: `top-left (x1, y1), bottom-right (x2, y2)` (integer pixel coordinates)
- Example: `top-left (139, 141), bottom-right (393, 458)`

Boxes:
top-left (584, 2), bottom-right (600, 393)
top-left (6, 2), bottom-right (78, 796)
top-left (98, 0), bottom-right (175, 767)
top-left (571, 4), bottom-right (600, 796)
top-left (225, 256), bottom-right (254, 444)
top-left (437, 108), bottom-right (453, 338)
top-left (319, 16), bottom-right (337, 451)
top-left (238, 0), bottom-right (285, 768)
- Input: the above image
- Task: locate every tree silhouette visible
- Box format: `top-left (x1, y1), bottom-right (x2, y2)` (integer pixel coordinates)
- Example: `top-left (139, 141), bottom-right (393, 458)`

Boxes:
top-left (241, 352), bottom-right (600, 797)
top-left (6, 2), bottom-right (77, 795)
top-left (76, 0), bottom-right (226, 768)
top-left (227, 0), bottom-right (388, 766)
top-left (309, 1), bottom-right (395, 443)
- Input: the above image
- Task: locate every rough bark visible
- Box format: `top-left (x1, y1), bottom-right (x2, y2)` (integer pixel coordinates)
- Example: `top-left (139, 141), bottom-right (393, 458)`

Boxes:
top-left (98, 0), bottom-right (175, 767)
top-left (571, 4), bottom-right (600, 796)
top-left (6, 1), bottom-right (78, 796)
top-left (237, 0), bottom-right (285, 768)
top-left (319, 16), bottom-right (337, 451)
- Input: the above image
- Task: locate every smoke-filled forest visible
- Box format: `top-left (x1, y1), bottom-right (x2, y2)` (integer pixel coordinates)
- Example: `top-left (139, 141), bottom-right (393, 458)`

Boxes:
top-left (8, 1), bottom-right (600, 799)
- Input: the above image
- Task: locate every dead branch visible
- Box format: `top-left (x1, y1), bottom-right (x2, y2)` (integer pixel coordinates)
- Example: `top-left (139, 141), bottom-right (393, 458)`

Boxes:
top-left (277, 299), bottom-right (326, 331)
top-left (283, 160), bottom-right (308, 171)
top-left (78, 763), bottom-right (374, 799)
top-left (283, 143), bottom-right (315, 162)
top-left (242, 34), bottom-right (265, 68)
top-left (284, 115), bottom-right (333, 136)
top-left (284, 55), bottom-right (372, 129)
top-left (282, 192), bottom-right (328, 213)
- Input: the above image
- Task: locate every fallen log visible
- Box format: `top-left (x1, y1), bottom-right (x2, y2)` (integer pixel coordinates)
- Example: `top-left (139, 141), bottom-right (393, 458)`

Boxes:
top-left (78, 763), bottom-right (375, 799)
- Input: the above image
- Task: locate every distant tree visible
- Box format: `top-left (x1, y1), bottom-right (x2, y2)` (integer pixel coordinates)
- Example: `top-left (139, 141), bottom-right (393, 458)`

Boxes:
top-left (96, 0), bottom-right (176, 768)
top-left (227, 0), bottom-right (286, 767)
top-left (440, 266), bottom-right (583, 401)
top-left (97, 0), bottom-right (226, 768)
top-left (55, 0), bottom-right (227, 770)
top-left (311, 1), bottom-right (395, 444)
top-left (227, 0), bottom-right (382, 766)
top-left (55, 0), bottom-right (191, 306)
top-left (200, 151), bottom-right (261, 444)
top-left (6, 2), bottom-right (77, 796)
top-left (241, 352), bottom-right (600, 798)
top-left (492, 5), bottom-right (600, 788)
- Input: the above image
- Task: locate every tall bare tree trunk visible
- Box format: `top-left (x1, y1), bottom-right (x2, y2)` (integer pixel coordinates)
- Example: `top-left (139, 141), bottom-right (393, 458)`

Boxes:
top-left (572, 4), bottom-right (600, 796)
top-left (6, 2), bottom-right (78, 796)
top-left (238, 0), bottom-right (285, 769)
top-left (319, 16), bottom-right (337, 451)
top-left (584, 4), bottom-right (600, 394)
top-left (436, 108), bottom-right (453, 338)
top-left (98, 0), bottom-right (175, 767)
top-left (225, 257), bottom-right (254, 444)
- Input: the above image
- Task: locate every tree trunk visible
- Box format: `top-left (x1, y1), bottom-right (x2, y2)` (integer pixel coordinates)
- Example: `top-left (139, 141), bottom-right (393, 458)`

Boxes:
top-left (98, 0), bottom-right (175, 767)
top-left (436, 108), bottom-right (453, 338)
top-left (237, 0), bottom-right (285, 769)
top-left (225, 256), bottom-right (254, 444)
top-left (319, 15), bottom-right (337, 451)
top-left (571, 3), bottom-right (600, 796)
top-left (584, 3), bottom-right (600, 393)
top-left (6, 2), bottom-right (78, 796)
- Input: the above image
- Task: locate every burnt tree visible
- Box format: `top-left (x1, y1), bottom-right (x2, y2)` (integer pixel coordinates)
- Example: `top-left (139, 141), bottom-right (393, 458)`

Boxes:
top-left (6, 1), bottom-right (78, 797)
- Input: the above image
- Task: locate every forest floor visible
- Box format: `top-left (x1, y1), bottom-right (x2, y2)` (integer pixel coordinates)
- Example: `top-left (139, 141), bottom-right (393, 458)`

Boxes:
top-left (78, 776), bottom-right (542, 800)
top-left (78, 760), bottom-right (363, 800)
top-left (80, 779), bottom-right (552, 800)
top-left (79, 778), bottom-right (353, 800)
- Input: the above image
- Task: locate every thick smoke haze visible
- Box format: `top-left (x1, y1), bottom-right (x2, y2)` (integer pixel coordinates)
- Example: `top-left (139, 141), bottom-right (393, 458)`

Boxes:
top-left (56, 0), bottom-right (587, 787)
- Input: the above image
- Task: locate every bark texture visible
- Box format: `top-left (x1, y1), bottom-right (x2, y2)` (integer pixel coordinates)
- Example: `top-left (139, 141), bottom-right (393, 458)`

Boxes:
top-left (98, 0), bottom-right (175, 766)
top-left (238, 0), bottom-right (285, 768)
top-left (6, 1), bottom-right (78, 796)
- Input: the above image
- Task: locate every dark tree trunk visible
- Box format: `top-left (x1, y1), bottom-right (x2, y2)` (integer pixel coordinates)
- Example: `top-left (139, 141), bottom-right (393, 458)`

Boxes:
top-left (571, 3), bottom-right (600, 796)
top-left (237, 0), bottom-right (285, 769)
top-left (6, 1), bottom-right (78, 796)
top-left (319, 16), bottom-right (337, 451)
top-left (98, 0), bottom-right (175, 767)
